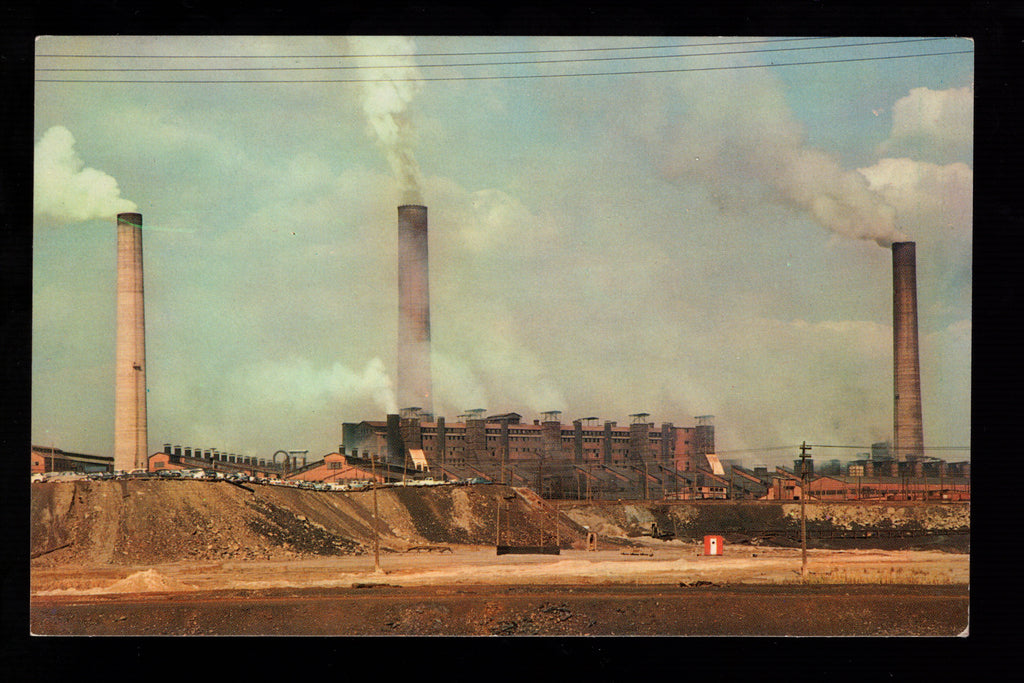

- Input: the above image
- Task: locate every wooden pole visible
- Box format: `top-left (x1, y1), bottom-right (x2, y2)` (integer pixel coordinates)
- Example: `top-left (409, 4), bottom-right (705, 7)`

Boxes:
top-left (799, 441), bottom-right (811, 582)
top-left (495, 490), bottom-right (501, 548)
top-left (371, 455), bottom-right (381, 573)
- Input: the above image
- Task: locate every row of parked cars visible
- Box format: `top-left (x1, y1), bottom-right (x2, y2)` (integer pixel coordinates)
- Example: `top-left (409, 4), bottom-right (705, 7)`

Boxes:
top-left (32, 469), bottom-right (493, 489)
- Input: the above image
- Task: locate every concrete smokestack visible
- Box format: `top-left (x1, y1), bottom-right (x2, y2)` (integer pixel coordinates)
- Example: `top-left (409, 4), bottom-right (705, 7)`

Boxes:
top-left (114, 212), bottom-right (148, 471)
top-left (892, 241), bottom-right (924, 462)
top-left (397, 204), bottom-right (432, 417)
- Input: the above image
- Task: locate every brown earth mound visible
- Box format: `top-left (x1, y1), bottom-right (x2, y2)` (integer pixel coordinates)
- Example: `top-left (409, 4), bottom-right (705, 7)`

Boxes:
top-left (30, 480), bottom-right (588, 567)
top-left (558, 500), bottom-right (970, 552)
top-left (31, 481), bottom-right (969, 570)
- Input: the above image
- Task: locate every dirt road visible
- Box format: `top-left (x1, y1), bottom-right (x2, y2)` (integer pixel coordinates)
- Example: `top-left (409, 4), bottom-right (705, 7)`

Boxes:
top-left (31, 583), bottom-right (967, 636)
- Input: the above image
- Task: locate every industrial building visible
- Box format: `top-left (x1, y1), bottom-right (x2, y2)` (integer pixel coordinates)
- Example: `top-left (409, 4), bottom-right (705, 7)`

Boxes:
top-left (31, 446), bottom-right (113, 474)
top-left (31, 436), bottom-right (970, 501)
top-left (340, 410), bottom-right (718, 497)
top-left (765, 462), bottom-right (970, 502)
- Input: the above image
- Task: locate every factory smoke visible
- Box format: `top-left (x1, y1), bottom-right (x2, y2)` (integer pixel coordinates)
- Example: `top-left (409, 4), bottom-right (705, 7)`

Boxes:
top-left (349, 36), bottom-right (425, 204)
top-left (647, 71), bottom-right (907, 248)
top-left (774, 147), bottom-right (907, 248)
top-left (34, 125), bottom-right (137, 222)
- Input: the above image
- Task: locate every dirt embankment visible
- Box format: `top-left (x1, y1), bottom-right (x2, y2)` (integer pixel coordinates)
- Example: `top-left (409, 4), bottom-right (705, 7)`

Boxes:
top-left (559, 500), bottom-right (970, 551)
top-left (31, 481), bottom-right (969, 569)
top-left (30, 481), bottom-right (587, 567)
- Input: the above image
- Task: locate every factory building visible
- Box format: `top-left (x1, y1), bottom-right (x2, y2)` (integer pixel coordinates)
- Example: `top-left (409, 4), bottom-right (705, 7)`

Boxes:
top-left (340, 410), bottom-right (717, 499)
top-left (764, 464), bottom-right (970, 502)
top-left (147, 444), bottom-right (284, 479)
top-left (31, 446), bottom-right (113, 474)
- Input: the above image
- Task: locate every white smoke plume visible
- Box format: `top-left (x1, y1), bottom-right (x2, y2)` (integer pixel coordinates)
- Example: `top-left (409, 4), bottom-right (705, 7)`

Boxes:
top-left (34, 125), bottom-right (137, 222)
top-left (778, 147), bottom-right (906, 247)
top-left (243, 356), bottom-right (398, 415)
top-left (645, 73), bottom-right (906, 248)
top-left (348, 36), bottom-right (425, 204)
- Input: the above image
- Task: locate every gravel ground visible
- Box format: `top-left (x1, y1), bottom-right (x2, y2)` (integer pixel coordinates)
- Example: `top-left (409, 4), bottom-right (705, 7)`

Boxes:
top-left (30, 583), bottom-right (969, 636)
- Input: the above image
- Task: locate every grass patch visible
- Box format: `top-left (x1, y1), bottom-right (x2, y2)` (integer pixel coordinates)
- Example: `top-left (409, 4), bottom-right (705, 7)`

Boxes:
top-left (776, 566), bottom-right (963, 585)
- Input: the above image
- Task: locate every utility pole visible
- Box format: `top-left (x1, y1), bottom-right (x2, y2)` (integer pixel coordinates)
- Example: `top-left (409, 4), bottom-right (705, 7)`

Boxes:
top-left (644, 459), bottom-right (649, 501)
top-left (371, 454), bottom-right (382, 573)
top-left (496, 445), bottom-right (504, 548)
top-left (537, 452), bottom-right (544, 500)
top-left (495, 492), bottom-right (501, 548)
top-left (799, 441), bottom-right (811, 581)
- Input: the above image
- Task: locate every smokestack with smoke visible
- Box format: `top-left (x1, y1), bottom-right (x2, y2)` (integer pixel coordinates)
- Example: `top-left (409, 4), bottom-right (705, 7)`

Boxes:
top-left (891, 241), bottom-right (924, 462)
top-left (34, 126), bottom-right (137, 222)
top-left (349, 36), bottom-right (424, 204)
top-left (397, 204), bottom-right (432, 417)
top-left (114, 212), bottom-right (149, 472)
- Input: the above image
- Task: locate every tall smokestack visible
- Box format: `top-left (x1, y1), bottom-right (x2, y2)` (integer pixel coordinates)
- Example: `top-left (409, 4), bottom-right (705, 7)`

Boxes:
top-left (397, 204), bottom-right (432, 417)
top-left (892, 241), bottom-right (924, 462)
top-left (114, 212), bottom-right (148, 471)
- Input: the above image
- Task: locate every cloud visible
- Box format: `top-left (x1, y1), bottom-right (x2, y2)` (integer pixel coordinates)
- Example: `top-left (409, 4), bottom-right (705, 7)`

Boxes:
top-left (878, 86), bottom-right (974, 162)
top-left (451, 187), bottom-right (560, 254)
top-left (34, 125), bottom-right (137, 221)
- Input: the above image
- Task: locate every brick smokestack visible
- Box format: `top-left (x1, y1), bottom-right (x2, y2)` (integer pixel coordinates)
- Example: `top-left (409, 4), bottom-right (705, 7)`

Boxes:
top-left (892, 241), bottom-right (924, 462)
top-left (114, 212), bottom-right (148, 471)
top-left (397, 204), bottom-right (432, 417)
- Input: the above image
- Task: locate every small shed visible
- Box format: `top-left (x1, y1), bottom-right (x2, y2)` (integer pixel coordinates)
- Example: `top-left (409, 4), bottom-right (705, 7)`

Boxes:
top-left (703, 535), bottom-right (724, 556)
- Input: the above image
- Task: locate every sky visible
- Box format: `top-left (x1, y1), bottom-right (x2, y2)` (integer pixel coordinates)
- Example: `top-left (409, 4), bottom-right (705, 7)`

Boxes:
top-left (32, 36), bottom-right (973, 467)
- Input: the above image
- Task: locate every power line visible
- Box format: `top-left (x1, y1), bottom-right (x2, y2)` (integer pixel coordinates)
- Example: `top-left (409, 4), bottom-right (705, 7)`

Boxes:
top-left (32, 37), bottom-right (843, 59)
top-left (36, 38), bottom-right (950, 72)
top-left (35, 48), bottom-right (972, 83)
top-left (809, 444), bottom-right (970, 450)
top-left (714, 446), bottom-right (799, 454)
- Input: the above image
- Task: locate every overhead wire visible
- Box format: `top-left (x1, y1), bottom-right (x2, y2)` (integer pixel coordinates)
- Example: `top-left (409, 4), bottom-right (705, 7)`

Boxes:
top-left (36, 37), bottom-right (951, 72)
top-left (31, 36), bottom-right (859, 59)
top-left (36, 43), bottom-right (971, 83)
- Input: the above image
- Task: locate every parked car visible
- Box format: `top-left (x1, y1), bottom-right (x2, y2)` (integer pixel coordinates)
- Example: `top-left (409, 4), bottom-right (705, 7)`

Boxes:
top-left (128, 469), bottom-right (150, 479)
top-left (50, 470), bottom-right (91, 481)
top-left (156, 469), bottom-right (182, 478)
top-left (31, 473), bottom-right (46, 483)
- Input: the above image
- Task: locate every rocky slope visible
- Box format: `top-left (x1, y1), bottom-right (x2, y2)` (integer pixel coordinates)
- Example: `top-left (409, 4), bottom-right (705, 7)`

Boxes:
top-left (31, 480), bottom-right (969, 568)
top-left (30, 480), bottom-right (587, 567)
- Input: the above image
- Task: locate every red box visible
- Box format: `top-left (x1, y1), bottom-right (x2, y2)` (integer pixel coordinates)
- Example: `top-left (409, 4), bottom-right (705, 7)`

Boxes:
top-left (703, 535), bottom-right (724, 556)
